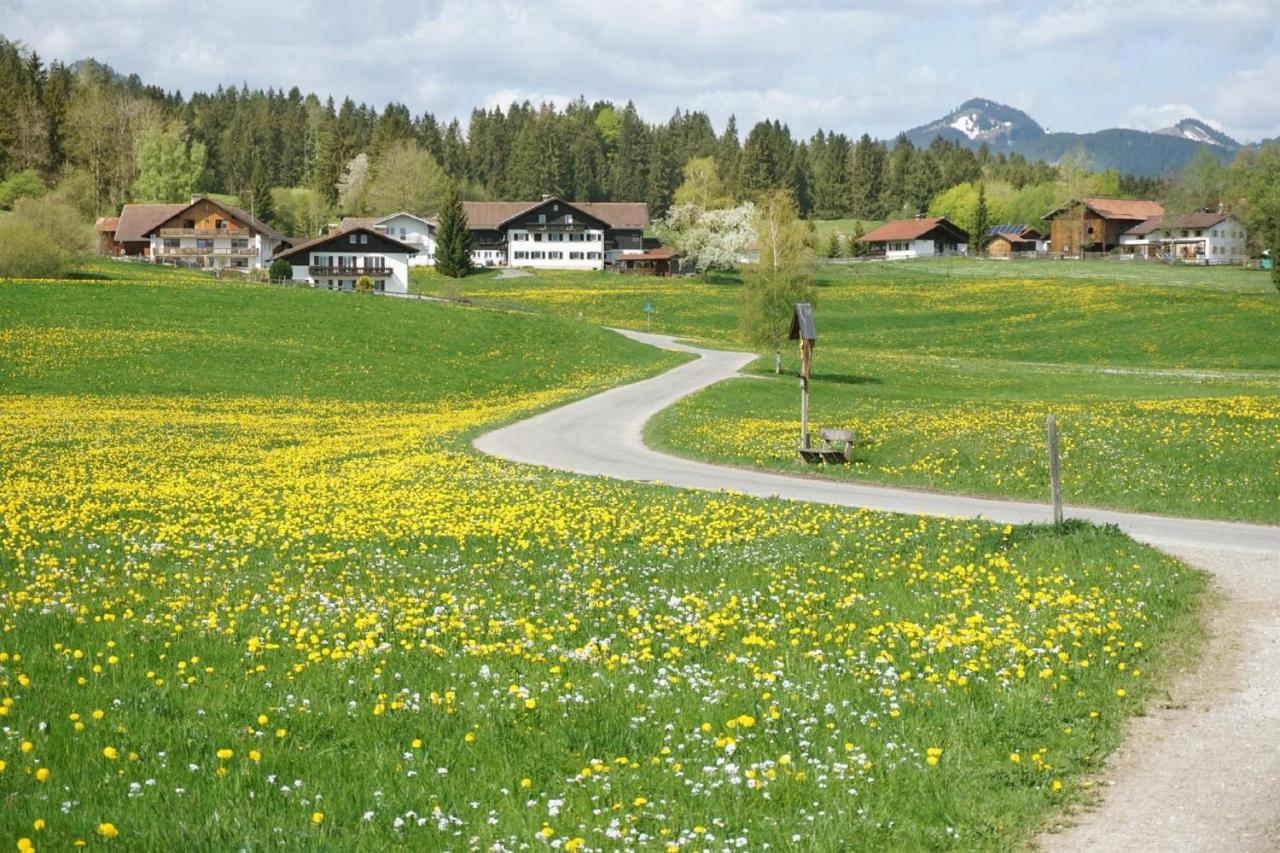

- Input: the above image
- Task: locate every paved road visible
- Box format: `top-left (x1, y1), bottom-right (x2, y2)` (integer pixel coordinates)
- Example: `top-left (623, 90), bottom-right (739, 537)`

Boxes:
top-left (476, 329), bottom-right (1280, 554)
top-left (475, 328), bottom-right (1280, 851)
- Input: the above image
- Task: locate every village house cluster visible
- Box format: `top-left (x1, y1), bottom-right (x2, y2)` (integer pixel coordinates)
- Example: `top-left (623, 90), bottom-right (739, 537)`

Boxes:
top-left (858, 196), bottom-right (1249, 263)
top-left (95, 195), bottom-right (675, 295)
top-left (94, 191), bottom-right (1251, 295)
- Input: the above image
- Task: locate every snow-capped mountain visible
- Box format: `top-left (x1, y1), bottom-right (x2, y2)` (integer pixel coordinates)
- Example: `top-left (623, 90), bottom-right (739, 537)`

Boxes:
top-left (898, 98), bottom-right (1243, 176)
top-left (1154, 118), bottom-right (1240, 148)
top-left (904, 98), bottom-right (1045, 148)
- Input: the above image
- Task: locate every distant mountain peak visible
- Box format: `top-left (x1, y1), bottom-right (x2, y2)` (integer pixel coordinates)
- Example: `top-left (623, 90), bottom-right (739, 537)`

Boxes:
top-left (1154, 118), bottom-right (1239, 149)
top-left (906, 98), bottom-right (1044, 148)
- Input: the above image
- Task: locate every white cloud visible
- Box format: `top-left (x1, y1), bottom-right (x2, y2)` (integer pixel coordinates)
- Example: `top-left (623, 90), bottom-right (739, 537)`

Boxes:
top-left (1214, 54), bottom-right (1280, 138)
top-left (0, 0), bottom-right (1277, 142)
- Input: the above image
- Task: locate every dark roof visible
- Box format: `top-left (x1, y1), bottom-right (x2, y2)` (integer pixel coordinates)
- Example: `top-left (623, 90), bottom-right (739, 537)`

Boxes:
top-left (860, 217), bottom-right (970, 243)
top-left (989, 232), bottom-right (1035, 246)
top-left (789, 302), bottom-right (816, 343)
top-left (271, 225), bottom-right (419, 261)
top-left (990, 224), bottom-right (1041, 239)
top-left (115, 203), bottom-right (188, 243)
top-left (1043, 196), bottom-right (1164, 222)
top-left (462, 198), bottom-right (649, 230)
top-left (1124, 212), bottom-right (1230, 236)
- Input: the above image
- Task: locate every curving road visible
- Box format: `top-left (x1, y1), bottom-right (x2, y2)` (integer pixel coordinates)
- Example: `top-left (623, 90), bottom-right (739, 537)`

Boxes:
top-left (476, 329), bottom-right (1280, 554)
top-left (474, 328), bottom-right (1280, 851)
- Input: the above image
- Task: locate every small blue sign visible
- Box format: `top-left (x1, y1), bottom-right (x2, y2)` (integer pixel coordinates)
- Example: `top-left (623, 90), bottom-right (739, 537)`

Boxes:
top-left (643, 301), bottom-right (654, 313)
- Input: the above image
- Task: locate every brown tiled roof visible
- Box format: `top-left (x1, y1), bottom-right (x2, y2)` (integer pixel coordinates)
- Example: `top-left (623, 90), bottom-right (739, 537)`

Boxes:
top-left (1125, 212), bottom-right (1229, 236)
top-left (1045, 196), bottom-right (1164, 222)
top-left (95, 216), bottom-right (120, 233)
top-left (271, 225), bottom-right (418, 261)
top-left (115, 203), bottom-right (188, 243)
top-left (461, 199), bottom-right (650, 230)
top-left (859, 217), bottom-right (969, 243)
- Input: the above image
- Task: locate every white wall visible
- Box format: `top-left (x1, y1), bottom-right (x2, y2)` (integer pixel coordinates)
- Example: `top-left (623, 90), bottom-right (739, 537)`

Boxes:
top-left (1121, 217), bottom-right (1248, 262)
top-left (292, 249), bottom-right (411, 295)
top-left (377, 214), bottom-right (436, 267)
top-left (507, 227), bottom-right (605, 269)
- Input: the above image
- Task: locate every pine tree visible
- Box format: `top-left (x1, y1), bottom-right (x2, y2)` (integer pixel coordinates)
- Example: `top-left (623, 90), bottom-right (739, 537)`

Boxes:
top-left (434, 180), bottom-right (472, 278)
top-left (971, 183), bottom-right (991, 255)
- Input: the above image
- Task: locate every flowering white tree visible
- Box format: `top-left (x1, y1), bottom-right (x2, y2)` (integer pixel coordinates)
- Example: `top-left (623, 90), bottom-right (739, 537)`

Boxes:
top-left (336, 153), bottom-right (370, 215)
top-left (656, 202), bottom-right (756, 275)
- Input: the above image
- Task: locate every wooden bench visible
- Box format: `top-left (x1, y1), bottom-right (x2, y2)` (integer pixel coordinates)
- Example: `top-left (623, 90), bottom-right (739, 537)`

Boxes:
top-left (798, 428), bottom-right (857, 464)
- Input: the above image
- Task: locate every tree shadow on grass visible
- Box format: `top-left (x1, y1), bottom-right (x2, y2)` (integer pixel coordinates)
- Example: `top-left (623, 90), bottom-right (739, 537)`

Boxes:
top-left (810, 372), bottom-right (883, 386)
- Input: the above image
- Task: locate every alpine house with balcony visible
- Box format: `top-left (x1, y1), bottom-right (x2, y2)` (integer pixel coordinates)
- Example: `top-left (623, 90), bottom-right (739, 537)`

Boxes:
top-left (271, 225), bottom-right (418, 294)
top-left (133, 196), bottom-right (287, 269)
top-left (461, 198), bottom-right (649, 269)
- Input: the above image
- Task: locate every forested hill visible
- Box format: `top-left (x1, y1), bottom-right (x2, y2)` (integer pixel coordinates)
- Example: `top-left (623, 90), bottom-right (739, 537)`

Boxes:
top-left (0, 35), bottom-right (1206, 235)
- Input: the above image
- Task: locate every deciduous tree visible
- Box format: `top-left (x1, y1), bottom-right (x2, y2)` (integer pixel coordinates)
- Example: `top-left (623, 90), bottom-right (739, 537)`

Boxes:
top-left (739, 189), bottom-right (815, 371)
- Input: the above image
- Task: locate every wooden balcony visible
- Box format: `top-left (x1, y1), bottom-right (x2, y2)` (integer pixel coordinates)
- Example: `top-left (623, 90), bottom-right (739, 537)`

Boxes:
top-left (159, 227), bottom-right (252, 237)
top-left (154, 246), bottom-right (257, 257)
top-left (309, 265), bottom-right (391, 277)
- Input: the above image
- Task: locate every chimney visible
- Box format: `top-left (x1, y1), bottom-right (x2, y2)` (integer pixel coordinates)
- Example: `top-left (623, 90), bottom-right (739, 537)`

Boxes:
top-left (191, 194), bottom-right (202, 204)
top-left (541, 193), bottom-right (551, 202)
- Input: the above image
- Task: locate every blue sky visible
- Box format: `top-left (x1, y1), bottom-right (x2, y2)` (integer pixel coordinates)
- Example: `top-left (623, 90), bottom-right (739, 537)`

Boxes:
top-left (3, 0), bottom-right (1279, 142)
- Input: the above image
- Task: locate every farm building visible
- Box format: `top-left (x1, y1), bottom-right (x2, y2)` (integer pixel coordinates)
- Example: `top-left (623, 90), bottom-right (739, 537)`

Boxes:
top-left (1119, 212), bottom-right (1248, 263)
top-left (104, 196), bottom-right (287, 270)
top-left (1042, 196), bottom-right (1164, 254)
top-left (986, 225), bottom-right (1047, 258)
top-left (272, 225), bottom-right (417, 294)
top-left (459, 197), bottom-right (650, 270)
top-left (342, 212), bottom-right (437, 266)
top-left (858, 217), bottom-right (969, 259)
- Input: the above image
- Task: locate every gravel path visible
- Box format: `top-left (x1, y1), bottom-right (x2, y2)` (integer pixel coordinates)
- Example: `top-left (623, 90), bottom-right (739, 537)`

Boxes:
top-left (474, 329), bottom-right (1280, 850)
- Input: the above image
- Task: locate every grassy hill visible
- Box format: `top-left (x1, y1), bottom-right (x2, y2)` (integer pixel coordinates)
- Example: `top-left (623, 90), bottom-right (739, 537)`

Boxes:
top-left (0, 263), bottom-right (1202, 849)
top-left (418, 260), bottom-right (1280, 522)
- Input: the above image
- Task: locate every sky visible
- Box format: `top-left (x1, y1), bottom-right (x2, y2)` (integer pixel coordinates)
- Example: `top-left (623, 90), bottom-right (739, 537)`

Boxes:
top-left (2, 0), bottom-right (1279, 143)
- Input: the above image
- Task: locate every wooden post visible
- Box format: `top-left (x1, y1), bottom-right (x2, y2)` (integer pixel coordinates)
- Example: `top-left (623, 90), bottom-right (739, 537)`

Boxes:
top-left (1046, 414), bottom-right (1063, 526)
top-left (800, 339), bottom-right (812, 450)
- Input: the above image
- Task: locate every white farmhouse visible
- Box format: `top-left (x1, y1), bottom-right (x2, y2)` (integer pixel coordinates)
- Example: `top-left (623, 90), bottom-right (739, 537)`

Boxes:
top-left (859, 217), bottom-right (969, 260)
top-left (1120, 212), bottom-right (1248, 263)
top-left (460, 198), bottom-right (649, 270)
top-left (342, 212), bottom-right (437, 266)
top-left (272, 226), bottom-right (417, 294)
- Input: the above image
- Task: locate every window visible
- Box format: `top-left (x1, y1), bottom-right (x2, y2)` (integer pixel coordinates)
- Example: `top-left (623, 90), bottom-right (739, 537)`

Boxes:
top-left (570, 233), bottom-right (583, 242)
top-left (548, 251), bottom-right (563, 260)
top-left (514, 251), bottom-right (527, 260)
top-left (399, 227), bottom-right (406, 239)
top-left (566, 214), bottom-right (573, 224)
top-left (360, 233), bottom-right (368, 244)
top-left (1195, 230), bottom-right (1203, 237)
top-left (513, 232), bottom-right (528, 241)
top-left (197, 239), bottom-right (214, 249)
top-left (231, 239), bottom-right (248, 249)
top-left (533, 233), bottom-right (543, 242)
top-left (551, 233), bottom-right (564, 242)
top-left (569, 251), bottom-right (584, 260)
top-left (531, 251), bottom-right (545, 260)
top-left (538, 214), bottom-right (546, 224)
top-left (349, 234), bottom-right (357, 244)
top-left (164, 238), bottom-right (180, 249)
top-left (587, 251), bottom-right (601, 260)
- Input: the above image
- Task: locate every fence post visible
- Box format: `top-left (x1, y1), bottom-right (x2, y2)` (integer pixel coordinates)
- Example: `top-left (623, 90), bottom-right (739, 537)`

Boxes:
top-left (1046, 414), bottom-right (1063, 526)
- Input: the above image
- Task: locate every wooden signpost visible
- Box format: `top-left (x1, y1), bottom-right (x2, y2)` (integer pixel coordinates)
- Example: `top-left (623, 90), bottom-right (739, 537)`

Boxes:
top-left (1046, 414), bottom-right (1063, 525)
top-left (789, 303), bottom-right (816, 450)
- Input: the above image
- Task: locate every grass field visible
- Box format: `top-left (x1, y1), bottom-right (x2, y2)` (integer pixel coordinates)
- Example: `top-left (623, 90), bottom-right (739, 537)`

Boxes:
top-left (419, 260), bottom-right (1280, 522)
top-left (0, 264), bottom-right (1204, 849)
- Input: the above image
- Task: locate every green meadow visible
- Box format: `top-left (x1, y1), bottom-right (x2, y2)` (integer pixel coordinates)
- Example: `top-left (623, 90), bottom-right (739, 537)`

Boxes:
top-left (0, 263), bottom-right (1203, 849)
top-left (424, 259), bottom-right (1280, 522)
